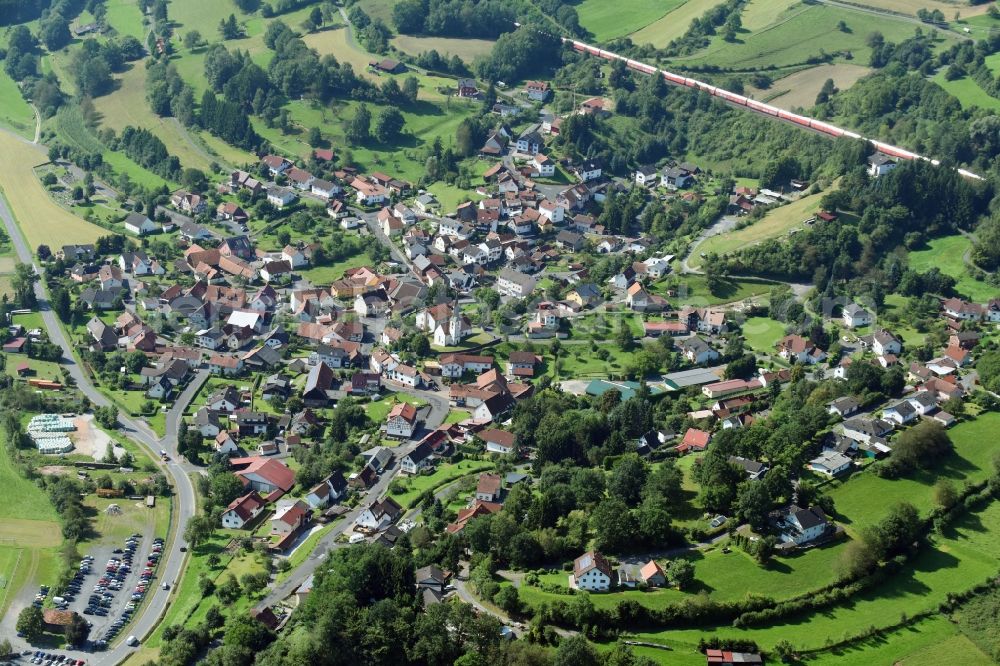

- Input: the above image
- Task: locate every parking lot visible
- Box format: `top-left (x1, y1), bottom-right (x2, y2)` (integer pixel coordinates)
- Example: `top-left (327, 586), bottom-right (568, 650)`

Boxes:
top-left (45, 533), bottom-right (164, 655)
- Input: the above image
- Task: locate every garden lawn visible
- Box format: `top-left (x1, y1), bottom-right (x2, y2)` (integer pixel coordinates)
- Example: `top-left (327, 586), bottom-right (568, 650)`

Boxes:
top-left (691, 193), bottom-right (826, 270)
top-left (0, 133), bottom-right (105, 247)
top-left (659, 275), bottom-right (774, 307)
top-left (908, 234), bottom-right (997, 302)
top-left (577, 0), bottom-right (687, 41)
top-left (426, 182), bottom-right (481, 213)
top-left (628, 499), bottom-right (1000, 651)
top-left (445, 409), bottom-right (471, 424)
top-left (742, 316), bottom-right (786, 353)
top-left (390, 460), bottom-right (493, 508)
top-left (365, 393), bottom-right (428, 423)
top-left (552, 344), bottom-right (639, 379)
top-left (878, 294), bottom-right (928, 348)
top-left (300, 254), bottom-right (376, 285)
top-left (3, 356), bottom-right (63, 383)
top-left (827, 412), bottom-right (1000, 534)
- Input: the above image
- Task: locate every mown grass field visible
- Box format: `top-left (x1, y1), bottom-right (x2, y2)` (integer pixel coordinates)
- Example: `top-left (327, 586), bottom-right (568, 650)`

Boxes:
top-left (682, 5), bottom-right (927, 70)
top-left (390, 34), bottom-right (496, 63)
top-left (577, 0), bottom-right (687, 41)
top-left (0, 423), bottom-right (62, 620)
top-left (742, 316), bottom-right (786, 353)
top-left (807, 615), bottom-right (988, 665)
top-left (864, 0), bottom-right (989, 18)
top-left (828, 412), bottom-right (1000, 534)
top-left (753, 63), bottom-right (873, 109)
top-left (909, 234), bottom-right (997, 301)
top-left (932, 70), bottom-right (1000, 112)
top-left (0, 69), bottom-right (36, 140)
top-left (104, 0), bottom-right (147, 38)
top-left (690, 190), bottom-right (827, 270)
top-left (630, 0), bottom-right (725, 47)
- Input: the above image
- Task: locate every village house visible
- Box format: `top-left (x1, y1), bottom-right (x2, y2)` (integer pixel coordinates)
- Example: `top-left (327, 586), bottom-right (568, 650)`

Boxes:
top-left (842, 303), bottom-right (873, 328)
top-left (475, 473), bottom-right (503, 503)
top-left (571, 551), bottom-right (614, 592)
top-left (867, 153), bottom-right (897, 178)
top-left (266, 187), bottom-right (298, 209)
top-left (497, 268), bottom-right (537, 299)
top-left (480, 428), bottom-right (516, 454)
top-left (270, 500), bottom-right (309, 537)
top-left (679, 336), bottom-right (720, 365)
top-left (776, 335), bottom-right (826, 364)
top-left (356, 497), bottom-right (403, 531)
top-left (439, 353), bottom-right (494, 379)
top-left (124, 212), bottom-right (157, 235)
top-left (808, 450), bottom-right (853, 477)
top-left (386, 402), bottom-right (419, 438)
top-left (524, 80), bottom-right (550, 101)
top-left (774, 505), bottom-right (832, 546)
top-left (221, 491), bottom-right (265, 529)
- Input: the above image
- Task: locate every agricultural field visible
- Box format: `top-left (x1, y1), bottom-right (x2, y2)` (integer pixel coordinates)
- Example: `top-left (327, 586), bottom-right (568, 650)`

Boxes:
top-left (752, 63), bottom-right (873, 109)
top-left (577, 0), bottom-right (687, 41)
top-left (0, 132), bottom-right (105, 247)
top-left (0, 423), bottom-right (63, 621)
top-left (681, 5), bottom-right (931, 70)
top-left (689, 190), bottom-right (828, 270)
top-left (390, 34), bottom-right (496, 63)
top-left (908, 234), bottom-right (997, 301)
top-left (799, 616), bottom-right (988, 665)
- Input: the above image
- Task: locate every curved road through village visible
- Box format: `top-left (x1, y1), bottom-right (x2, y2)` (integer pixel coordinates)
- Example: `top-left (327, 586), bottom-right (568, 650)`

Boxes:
top-left (0, 189), bottom-right (200, 665)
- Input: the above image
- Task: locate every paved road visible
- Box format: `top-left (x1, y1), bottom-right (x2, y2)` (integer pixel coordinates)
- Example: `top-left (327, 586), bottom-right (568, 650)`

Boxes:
top-left (0, 191), bottom-right (199, 664)
top-left (255, 385), bottom-right (451, 611)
